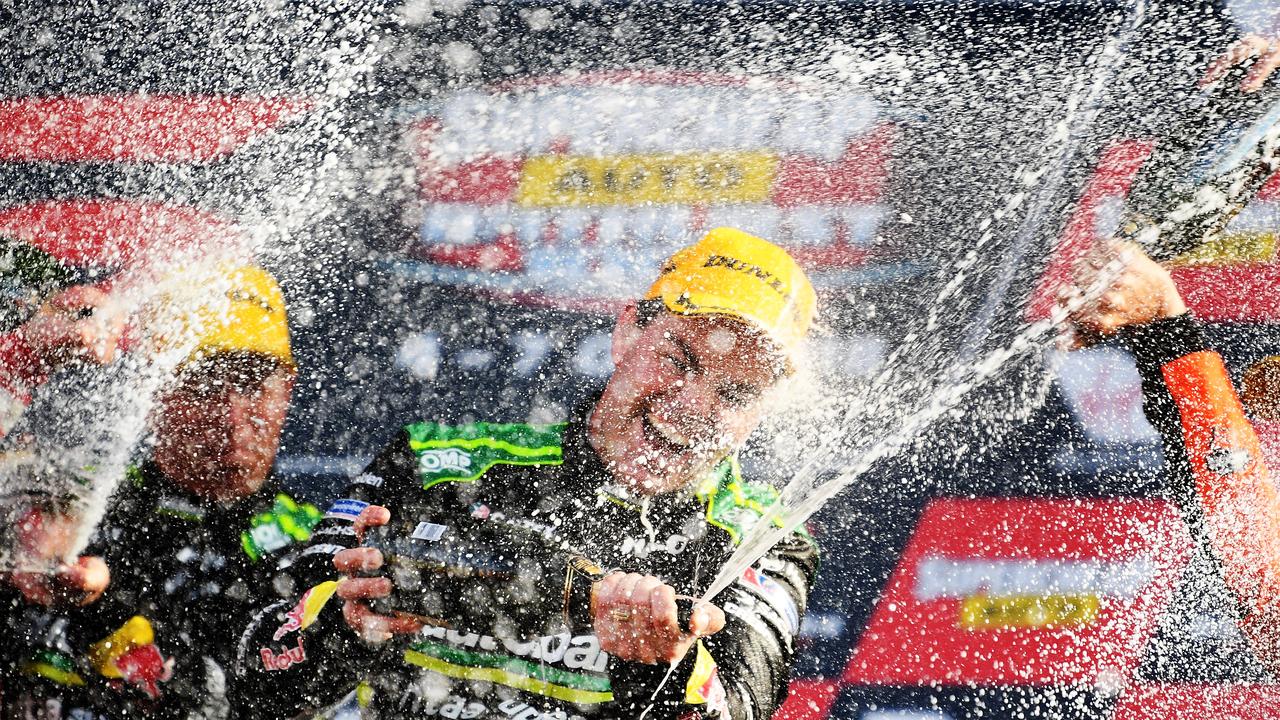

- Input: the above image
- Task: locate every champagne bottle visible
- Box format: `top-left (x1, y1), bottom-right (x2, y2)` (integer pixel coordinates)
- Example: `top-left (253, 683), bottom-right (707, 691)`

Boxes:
top-left (1119, 64), bottom-right (1280, 262)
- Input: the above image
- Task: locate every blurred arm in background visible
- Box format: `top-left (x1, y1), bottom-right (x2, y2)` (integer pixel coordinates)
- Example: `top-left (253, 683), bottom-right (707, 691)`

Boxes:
top-left (1203, 32), bottom-right (1280, 91)
top-left (1203, 0), bottom-right (1280, 92)
top-left (1, 284), bottom-right (125, 437)
top-left (1070, 240), bottom-right (1280, 672)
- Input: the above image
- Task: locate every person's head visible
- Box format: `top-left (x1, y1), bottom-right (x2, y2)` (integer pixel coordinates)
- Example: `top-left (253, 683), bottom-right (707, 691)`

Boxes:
top-left (151, 266), bottom-right (296, 502)
top-left (590, 227), bottom-right (816, 496)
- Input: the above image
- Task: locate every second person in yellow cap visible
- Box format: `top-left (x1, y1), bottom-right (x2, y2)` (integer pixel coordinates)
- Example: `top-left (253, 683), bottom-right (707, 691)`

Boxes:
top-left (2, 265), bottom-right (323, 717)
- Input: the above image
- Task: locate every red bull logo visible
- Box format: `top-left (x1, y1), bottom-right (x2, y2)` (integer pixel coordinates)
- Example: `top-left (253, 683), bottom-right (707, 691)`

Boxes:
top-left (260, 637), bottom-right (307, 672)
top-left (114, 643), bottom-right (174, 699)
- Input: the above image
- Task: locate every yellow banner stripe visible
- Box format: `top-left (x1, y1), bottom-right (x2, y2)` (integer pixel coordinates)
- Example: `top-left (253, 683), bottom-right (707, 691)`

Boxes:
top-left (516, 152), bottom-right (778, 207)
top-left (403, 650), bottom-right (614, 705)
top-left (959, 593), bottom-right (1100, 630)
top-left (1168, 232), bottom-right (1277, 266)
top-left (22, 662), bottom-right (85, 687)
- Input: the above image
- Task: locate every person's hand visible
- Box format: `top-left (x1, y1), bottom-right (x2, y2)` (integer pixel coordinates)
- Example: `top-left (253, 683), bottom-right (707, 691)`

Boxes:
top-left (1066, 239), bottom-right (1187, 339)
top-left (7, 556), bottom-right (110, 607)
top-left (591, 572), bottom-right (725, 665)
top-left (333, 505), bottom-right (424, 642)
top-left (19, 285), bottom-right (126, 368)
top-left (1203, 33), bottom-right (1280, 93)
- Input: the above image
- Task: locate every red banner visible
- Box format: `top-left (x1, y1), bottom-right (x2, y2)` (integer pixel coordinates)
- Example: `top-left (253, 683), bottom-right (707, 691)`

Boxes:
top-left (844, 498), bottom-right (1192, 686)
top-left (1111, 683), bottom-right (1280, 719)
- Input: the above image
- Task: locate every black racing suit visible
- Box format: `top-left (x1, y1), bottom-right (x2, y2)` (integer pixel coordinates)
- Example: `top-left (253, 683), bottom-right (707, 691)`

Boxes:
top-left (89, 462), bottom-right (323, 716)
top-left (0, 462), bottom-right (321, 719)
top-left (235, 399), bottom-right (819, 719)
top-left (0, 585), bottom-right (126, 720)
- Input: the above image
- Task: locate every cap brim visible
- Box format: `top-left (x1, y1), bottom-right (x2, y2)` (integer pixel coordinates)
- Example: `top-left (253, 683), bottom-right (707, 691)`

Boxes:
top-left (654, 291), bottom-right (796, 373)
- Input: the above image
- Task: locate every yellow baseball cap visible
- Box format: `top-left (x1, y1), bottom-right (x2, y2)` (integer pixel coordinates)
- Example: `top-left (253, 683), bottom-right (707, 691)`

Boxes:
top-left (645, 227), bottom-right (817, 368)
top-left (188, 265), bottom-right (294, 369)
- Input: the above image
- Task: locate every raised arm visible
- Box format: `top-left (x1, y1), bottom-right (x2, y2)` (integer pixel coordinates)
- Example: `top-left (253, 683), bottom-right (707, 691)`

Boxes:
top-left (1072, 241), bottom-right (1280, 670)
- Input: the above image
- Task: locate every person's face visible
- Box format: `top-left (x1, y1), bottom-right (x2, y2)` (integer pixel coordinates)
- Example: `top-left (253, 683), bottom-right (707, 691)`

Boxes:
top-left (152, 353), bottom-right (295, 501)
top-left (589, 305), bottom-right (784, 496)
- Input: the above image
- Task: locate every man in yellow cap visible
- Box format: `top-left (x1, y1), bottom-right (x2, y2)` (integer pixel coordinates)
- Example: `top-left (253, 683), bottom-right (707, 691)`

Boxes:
top-left (235, 228), bottom-right (818, 720)
top-left (0, 265), bottom-right (322, 717)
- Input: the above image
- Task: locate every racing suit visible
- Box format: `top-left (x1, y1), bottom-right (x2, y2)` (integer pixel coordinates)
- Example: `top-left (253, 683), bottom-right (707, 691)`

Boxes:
top-left (235, 398), bottom-right (818, 719)
top-left (90, 461), bottom-right (322, 715)
top-left (0, 590), bottom-right (174, 720)
top-left (1124, 313), bottom-right (1280, 671)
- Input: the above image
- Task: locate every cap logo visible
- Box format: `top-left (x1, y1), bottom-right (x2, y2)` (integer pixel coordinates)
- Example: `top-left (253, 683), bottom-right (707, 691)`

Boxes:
top-left (702, 254), bottom-right (786, 296)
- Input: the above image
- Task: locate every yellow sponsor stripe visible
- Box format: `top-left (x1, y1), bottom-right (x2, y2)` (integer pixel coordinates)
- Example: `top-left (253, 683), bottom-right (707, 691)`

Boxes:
top-left (684, 641), bottom-right (718, 704)
top-left (402, 650), bottom-right (614, 705)
top-left (516, 152), bottom-right (778, 207)
top-left (409, 436), bottom-right (562, 458)
top-left (301, 581), bottom-right (340, 629)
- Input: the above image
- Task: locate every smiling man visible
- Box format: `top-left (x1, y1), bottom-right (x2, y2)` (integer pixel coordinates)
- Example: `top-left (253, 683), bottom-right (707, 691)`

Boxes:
top-left (235, 227), bottom-right (819, 720)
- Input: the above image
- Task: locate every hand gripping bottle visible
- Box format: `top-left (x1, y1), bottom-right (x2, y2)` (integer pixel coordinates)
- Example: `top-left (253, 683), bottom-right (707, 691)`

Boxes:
top-left (1120, 63), bottom-right (1280, 261)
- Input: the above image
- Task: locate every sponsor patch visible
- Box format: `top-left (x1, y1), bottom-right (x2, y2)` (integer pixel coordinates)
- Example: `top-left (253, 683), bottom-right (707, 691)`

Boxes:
top-left (742, 566), bottom-right (800, 635)
top-left (273, 582), bottom-right (340, 641)
top-left (248, 523), bottom-right (291, 555)
top-left (684, 642), bottom-right (729, 716)
top-left (412, 521), bottom-right (448, 542)
top-left (324, 498), bottom-right (369, 521)
top-left (418, 448), bottom-right (472, 474)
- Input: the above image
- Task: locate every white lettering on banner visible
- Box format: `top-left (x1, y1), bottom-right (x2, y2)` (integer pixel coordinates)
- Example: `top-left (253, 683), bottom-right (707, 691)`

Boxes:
top-left (408, 76), bottom-right (894, 309)
top-left (912, 557), bottom-right (1158, 602)
top-left (1055, 348), bottom-right (1159, 445)
top-left (429, 85), bottom-right (878, 161)
top-left (418, 448), bottom-right (472, 474)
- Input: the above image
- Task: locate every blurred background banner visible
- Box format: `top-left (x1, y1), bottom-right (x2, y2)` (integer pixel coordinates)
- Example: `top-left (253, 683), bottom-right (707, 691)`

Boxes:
top-left (4, 0), bottom-right (1280, 717)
